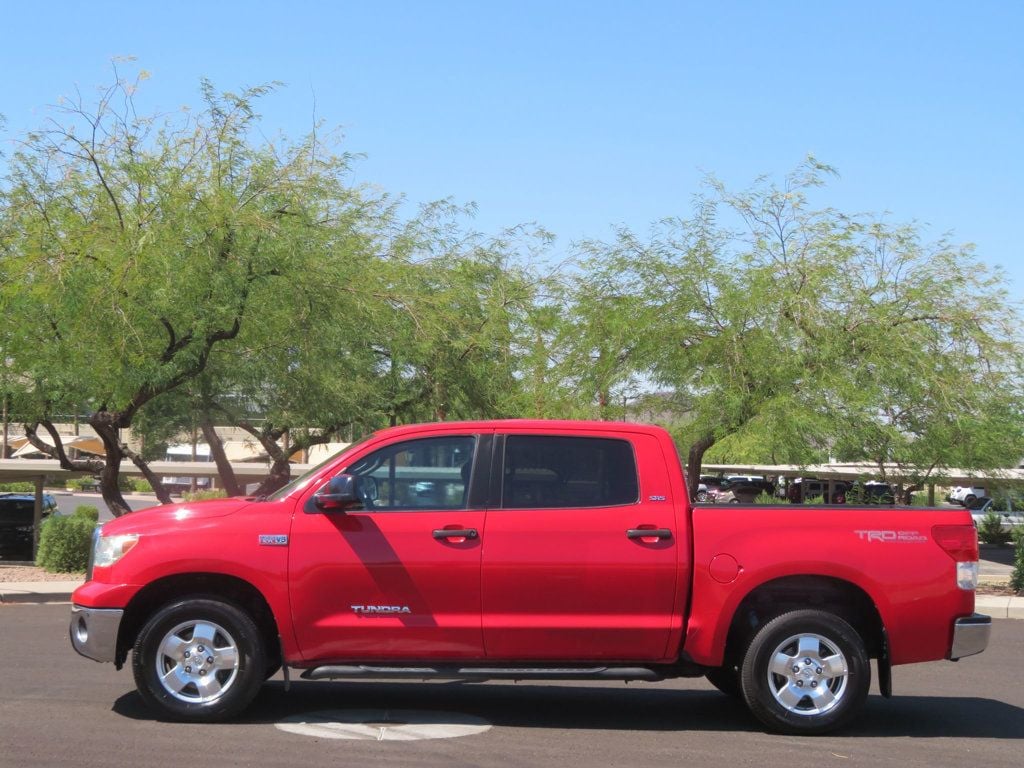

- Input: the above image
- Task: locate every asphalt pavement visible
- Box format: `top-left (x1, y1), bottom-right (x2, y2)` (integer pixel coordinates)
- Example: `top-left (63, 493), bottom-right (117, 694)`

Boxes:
top-left (2, 604), bottom-right (1022, 768)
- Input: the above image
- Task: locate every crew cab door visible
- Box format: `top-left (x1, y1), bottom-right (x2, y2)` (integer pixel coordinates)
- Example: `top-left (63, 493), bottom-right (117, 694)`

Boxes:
top-left (481, 430), bottom-right (679, 660)
top-left (288, 433), bottom-right (490, 661)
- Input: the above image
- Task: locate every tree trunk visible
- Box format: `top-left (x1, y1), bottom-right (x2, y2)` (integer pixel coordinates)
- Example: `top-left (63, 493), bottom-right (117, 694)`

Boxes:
top-left (121, 445), bottom-right (174, 505)
top-left (201, 420), bottom-right (242, 496)
top-left (2, 395), bottom-right (9, 459)
top-left (231, 422), bottom-right (292, 497)
top-left (88, 417), bottom-right (133, 517)
top-left (686, 434), bottom-right (716, 502)
top-left (254, 459), bottom-right (293, 497)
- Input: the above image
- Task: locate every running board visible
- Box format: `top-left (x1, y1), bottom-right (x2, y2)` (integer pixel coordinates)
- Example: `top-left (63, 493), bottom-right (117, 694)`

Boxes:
top-left (300, 664), bottom-right (666, 682)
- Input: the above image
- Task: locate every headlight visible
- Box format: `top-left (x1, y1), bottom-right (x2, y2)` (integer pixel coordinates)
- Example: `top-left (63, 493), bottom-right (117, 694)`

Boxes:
top-left (93, 532), bottom-right (140, 569)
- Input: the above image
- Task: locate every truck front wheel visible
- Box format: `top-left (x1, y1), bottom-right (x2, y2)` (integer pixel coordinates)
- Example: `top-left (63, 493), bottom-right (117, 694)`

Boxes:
top-left (740, 609), bottom-right (870, 735)
top-left (132, 597), bottom-right (266, 721)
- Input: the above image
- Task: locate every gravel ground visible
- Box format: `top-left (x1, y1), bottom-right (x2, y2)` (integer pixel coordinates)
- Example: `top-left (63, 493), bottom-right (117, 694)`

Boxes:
top-left (0, 565), bottom-right (83, 583)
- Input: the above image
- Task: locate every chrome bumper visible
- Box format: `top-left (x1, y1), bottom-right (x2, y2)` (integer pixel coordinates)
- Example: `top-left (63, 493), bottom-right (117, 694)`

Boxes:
top-left (70, 605), bottom-right (124, 663)
top-left (949, 613), bottom-right (991, 660)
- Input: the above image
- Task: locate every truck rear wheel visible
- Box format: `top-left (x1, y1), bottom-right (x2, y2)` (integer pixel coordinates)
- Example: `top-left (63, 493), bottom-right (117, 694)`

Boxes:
top-left (132, 597), bottom-right (265, 721)
top-left (740, 609), bottom-right (869, 735)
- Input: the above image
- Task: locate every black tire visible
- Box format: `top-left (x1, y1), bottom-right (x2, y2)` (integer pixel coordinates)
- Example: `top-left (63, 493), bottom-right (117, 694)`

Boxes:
top-left (705, 664), bottom-right (742, 698)
top-left (740, 609), bottom-right (870, 735)
top-left (132, 597), bottom-right (266, 721)
top-left (696, 490), bottom-right (709, 502)
top-left (963, 494), bottom-right (977, 507)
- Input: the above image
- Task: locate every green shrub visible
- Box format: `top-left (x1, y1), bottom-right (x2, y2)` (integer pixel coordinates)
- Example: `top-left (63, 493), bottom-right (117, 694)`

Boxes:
top-left (0, 482), bottom-right (35, 492)
top-left (803, 495), bottom-right (825, 505)
top-left (65, 477), bottom-right (99, 491)
top-left (129, 478), bottom-right (153, 493)
top-left (977, 513), bottom-right (1012, 546)
top-left (36, 514), bottom-right (96, 573)
top-left (182, 488), bottom-right (228, 501)
top-left (74, 505), bottom-right (100, 522)
top-left (1010, 528), bottom-right (1024, 592)
top-left (753, 491), bottom-right (776, 505)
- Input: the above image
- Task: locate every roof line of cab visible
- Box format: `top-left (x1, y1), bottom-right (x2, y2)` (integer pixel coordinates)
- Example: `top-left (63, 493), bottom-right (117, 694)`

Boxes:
top-left (370, 419), bottom-right (669, 438)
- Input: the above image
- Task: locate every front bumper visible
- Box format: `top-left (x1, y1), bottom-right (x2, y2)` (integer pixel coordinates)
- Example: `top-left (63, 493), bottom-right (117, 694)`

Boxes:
top-left (70, 605), bottom-right (124, 663)
top-left (949, 613), bottom-right (991, 660)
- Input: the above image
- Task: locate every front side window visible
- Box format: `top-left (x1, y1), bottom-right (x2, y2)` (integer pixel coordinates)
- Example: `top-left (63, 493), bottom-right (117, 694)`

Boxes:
top-left (343, 436), bottom-right (476, 511)
top-left (501, 435), bottom-right (639, 509)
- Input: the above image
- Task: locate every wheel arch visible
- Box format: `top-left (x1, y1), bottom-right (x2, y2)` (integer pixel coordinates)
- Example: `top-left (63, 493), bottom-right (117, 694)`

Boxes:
top-left (718, 575), bottom-right (886, 669)
top-left (116, 573), bottom-right (281, 672)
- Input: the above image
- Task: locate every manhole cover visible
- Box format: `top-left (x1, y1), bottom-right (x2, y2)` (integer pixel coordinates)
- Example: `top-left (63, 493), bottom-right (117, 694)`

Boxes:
top-left (275, 709), bottom-right (492, 741)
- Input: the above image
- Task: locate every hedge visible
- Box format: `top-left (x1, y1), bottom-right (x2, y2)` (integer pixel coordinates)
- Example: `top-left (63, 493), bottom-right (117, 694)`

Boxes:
top-left (36, 514), bottom-right (96, 573)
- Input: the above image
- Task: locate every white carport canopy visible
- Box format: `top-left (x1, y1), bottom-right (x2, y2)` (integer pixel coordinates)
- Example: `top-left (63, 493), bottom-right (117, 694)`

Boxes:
top-left (9, 434), bottom-right (106, 458)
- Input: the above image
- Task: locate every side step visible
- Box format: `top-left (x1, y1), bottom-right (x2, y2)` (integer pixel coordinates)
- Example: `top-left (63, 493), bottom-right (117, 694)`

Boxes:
top-left (301, 664), bottom-right (666, 682)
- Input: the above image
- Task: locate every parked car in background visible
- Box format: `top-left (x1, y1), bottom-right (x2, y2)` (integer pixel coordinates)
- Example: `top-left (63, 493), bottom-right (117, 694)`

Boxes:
top-left (695, 474), bottom-right (725, 502)
top-left (711, 476), bottom-right (774, 504)
top-left (968, 497), bottom-right (1024, 531)
top-left (847, 481), bottom-right (895, 505)
top-left (785, 477), bottom-right (850, 504)
top-left (0, 493), bottom-right (58, 560)
top-left (947, 486), bottom-right (988, 507)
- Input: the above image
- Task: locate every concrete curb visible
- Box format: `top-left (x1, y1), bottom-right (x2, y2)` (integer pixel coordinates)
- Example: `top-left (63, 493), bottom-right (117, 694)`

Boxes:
top-left (0, 580), bottom-right (81, 604)
top-left (975, 595), bottom-right (1024, 620)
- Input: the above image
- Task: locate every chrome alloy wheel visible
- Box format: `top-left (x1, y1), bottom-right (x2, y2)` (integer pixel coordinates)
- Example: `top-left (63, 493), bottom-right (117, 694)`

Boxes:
top-left (155, 620), bottom-right (241, 704)
top-left (766, 632), bottom-right (849, 716)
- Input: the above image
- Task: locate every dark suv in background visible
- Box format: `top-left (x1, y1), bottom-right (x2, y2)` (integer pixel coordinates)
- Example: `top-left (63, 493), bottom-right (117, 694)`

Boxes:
top-left (0, 493), bottom-right (58, 561)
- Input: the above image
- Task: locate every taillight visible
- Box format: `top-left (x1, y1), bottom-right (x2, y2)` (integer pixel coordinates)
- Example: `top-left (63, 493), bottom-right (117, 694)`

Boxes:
top-left (932, 524), bottom-right (979, 562)
top-left (932, 524), bottom-right (979, 590)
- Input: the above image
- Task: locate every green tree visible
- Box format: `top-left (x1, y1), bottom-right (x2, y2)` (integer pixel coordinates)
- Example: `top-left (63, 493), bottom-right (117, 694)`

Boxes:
top-left (570, 160), bottom-right (1024, 498)
top-left (0, 68), bottom-right (380, 514)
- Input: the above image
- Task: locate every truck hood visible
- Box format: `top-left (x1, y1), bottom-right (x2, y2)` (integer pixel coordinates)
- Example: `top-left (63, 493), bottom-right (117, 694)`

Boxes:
top-left (99, 497), bottom-right (254, 536)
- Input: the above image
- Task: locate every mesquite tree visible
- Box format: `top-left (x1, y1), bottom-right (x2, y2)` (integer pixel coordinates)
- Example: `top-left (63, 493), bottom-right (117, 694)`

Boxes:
top-left (0, 70), bottom-right (379, 514)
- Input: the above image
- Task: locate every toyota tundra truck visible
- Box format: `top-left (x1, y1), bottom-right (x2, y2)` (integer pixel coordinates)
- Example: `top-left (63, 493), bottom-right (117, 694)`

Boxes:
top-left (69, 420), bottom-right (991, 734)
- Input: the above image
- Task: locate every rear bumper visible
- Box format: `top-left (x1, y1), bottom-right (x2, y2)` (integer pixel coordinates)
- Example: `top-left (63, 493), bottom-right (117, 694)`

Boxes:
top-left (70, 605), bottom-right (124, 663)
top-left (949, 613), bottom-right (991, 660)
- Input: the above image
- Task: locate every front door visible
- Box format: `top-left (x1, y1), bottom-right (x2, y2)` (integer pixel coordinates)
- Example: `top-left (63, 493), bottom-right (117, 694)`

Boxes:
top-left (289, 433), bottom-right (488, 662)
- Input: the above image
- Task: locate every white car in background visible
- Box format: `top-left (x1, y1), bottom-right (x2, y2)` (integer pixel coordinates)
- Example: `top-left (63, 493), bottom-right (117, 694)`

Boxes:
top-left (969, 498), bottom-right (1024, 531)
top-left (946, 485), bottom-right (987, 506)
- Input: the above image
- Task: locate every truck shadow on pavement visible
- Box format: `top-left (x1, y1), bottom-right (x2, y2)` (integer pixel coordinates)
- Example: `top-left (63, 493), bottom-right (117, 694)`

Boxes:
top-left (111, 680), bottom-right (1024, 739)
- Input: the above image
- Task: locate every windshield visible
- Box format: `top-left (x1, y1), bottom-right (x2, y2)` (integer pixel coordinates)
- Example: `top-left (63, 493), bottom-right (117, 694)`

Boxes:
top-left (264, 434), bottom-right (375, 501)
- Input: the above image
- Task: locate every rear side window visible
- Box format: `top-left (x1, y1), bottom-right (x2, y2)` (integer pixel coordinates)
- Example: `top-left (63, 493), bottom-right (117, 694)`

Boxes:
top-left (501, 435), bottom-right (639, 509)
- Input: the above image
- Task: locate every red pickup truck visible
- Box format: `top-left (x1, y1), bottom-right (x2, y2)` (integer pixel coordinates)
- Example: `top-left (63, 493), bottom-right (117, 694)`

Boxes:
top-left (69, 420), bottom-right (990, 734)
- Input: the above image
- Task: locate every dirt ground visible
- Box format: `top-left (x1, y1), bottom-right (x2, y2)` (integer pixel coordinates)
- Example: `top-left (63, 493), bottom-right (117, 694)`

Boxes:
top-left (0, 565), bottom-right (83, 583)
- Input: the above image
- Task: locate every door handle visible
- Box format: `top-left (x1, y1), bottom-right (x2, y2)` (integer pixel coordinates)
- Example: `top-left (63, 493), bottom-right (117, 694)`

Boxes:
top-left (626, 528), bottom-right (672, 540)
top-left (432, 528), bottom-right (479, 540)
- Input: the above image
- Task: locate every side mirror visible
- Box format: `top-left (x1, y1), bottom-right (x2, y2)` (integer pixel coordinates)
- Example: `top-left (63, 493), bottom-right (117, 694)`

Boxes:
top-left (314, 474), bottom-right (360, 512)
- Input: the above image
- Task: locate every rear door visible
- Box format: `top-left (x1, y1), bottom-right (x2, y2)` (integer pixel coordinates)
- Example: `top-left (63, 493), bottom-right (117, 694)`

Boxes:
top-left (480, 429), bottom-right (679, 660)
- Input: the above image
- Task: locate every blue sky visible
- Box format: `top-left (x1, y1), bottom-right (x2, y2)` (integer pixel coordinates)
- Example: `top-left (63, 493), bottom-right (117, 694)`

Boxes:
top-left (2, 1), bottom-right (1021, 293)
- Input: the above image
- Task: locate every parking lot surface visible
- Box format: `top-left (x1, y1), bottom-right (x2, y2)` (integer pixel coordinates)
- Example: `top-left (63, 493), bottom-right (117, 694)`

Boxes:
top-left (2, 604), bottom-right (1022, 768)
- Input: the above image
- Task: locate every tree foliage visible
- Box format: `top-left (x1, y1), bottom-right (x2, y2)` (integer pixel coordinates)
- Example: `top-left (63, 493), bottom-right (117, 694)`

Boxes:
top-left (0, 69), bottom-right (383, 512)
top-left (3, 67), bottom-right (1021, 510)
top-left (569, 159), bottom-right (1024, 497)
